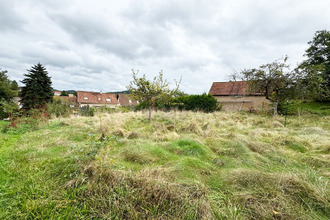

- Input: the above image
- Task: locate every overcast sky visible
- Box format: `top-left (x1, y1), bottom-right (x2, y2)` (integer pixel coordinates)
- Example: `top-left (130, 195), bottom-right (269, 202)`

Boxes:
top-left (1, 0), bottom-right (330, 94)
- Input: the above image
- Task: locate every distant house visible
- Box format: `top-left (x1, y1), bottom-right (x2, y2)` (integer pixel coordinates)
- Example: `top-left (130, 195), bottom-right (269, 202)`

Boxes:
top-left (54, 91), bottom-right (61, 96)
top-left (209, 81), bottom-right (270, 111)
top-left (77, 91), bottom-right (118, 108)
top-left (12, 97), bottom-right (22, 109)
top-left (117, 94), bottom-right (139, 107)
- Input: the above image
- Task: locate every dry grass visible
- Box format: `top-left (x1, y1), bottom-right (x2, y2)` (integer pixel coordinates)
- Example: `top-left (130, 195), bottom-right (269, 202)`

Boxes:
top-left (1, 110), bottom-right (329, 219)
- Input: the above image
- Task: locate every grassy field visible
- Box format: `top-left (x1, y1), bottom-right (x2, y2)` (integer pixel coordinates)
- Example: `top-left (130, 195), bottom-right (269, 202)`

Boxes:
top-left (0, 111), bottom-right (329, 219)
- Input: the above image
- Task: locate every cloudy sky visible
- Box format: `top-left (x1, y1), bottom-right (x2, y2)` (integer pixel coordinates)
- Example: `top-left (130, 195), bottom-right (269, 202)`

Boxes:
top-left (1, 0), bottom-right (330, 94)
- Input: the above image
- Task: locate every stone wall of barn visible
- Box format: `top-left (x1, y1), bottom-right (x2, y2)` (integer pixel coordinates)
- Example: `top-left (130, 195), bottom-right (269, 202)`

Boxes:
top-left (214, 96), bottom-right (271, 111)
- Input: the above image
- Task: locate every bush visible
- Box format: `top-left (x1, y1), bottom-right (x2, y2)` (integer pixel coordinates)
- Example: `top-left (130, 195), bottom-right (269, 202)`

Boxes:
top-left (46, 99), bottom-right (71, 117)
top-left (0, 107), bottom-right (8, 120)
top-left (79, 105), bottom-right (95, 116)
top-left (172, 93), bottom-right (218, 112)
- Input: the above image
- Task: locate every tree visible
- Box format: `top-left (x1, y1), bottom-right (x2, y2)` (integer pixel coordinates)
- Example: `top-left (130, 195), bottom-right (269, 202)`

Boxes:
top-left (60, 90), bottom-right (69, 96)
top-left (0, 69), bottom-right (18, 101)
top-left (127, 70), bottom-right (180, 120)
top-left (20, 63), bottom-right (53, 110)
top-left (0, 69), bottom-right (19, 119)
top-left (240, 57), bottom-right (295, 115)
top-left (297, 30), bottom-right (330, 101)
top-left (0, 99), bottom-right (18, 119)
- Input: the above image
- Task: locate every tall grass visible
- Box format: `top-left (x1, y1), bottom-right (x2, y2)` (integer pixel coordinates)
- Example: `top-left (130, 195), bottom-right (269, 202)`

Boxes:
top-left (0, 111), bottom-right (329, 219)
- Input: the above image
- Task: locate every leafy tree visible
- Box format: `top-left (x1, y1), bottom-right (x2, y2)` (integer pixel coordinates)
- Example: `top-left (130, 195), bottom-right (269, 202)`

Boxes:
top-left (20, 63), bottom-right (53, 110)
top-left (241, 57), bottom-right (296, 115)
top-left (0, 69), bottom-right (19, 119)
top-left (60, 90), bottom-right (69, 96)
top-left (0, 69), bottom-right (18, 101)
top-left (297, 30), bottom-right (330, 101)
top-left (0, 99), bottom-right (19, 119)
top-left (127, 70), bottom-right (180, 120)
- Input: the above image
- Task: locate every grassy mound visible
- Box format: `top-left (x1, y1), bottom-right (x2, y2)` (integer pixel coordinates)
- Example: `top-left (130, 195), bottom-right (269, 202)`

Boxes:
top-left (0, 111), bottom-right (329, 219)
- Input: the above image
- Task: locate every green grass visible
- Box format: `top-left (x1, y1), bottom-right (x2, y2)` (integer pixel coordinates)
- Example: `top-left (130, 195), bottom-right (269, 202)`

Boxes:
top-left (0, 111), bottom-right (329, 219)
top-left (284, 101), bottom-right (330, 115)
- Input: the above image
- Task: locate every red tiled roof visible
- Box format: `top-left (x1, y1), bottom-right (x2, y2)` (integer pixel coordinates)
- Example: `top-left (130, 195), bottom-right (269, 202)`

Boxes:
top-left (209, 81), bottom-right (252, 96)
top-left (77, 91), bottom-right (118, 104)
top-left (118, 94), bottom-right (139, 106)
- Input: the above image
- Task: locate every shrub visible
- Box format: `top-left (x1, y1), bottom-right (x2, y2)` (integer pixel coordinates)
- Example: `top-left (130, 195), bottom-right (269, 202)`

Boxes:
top-left (46, 99), bottom-right (71, 117)
top-left (79, 105), bottom-right (94, 116)
top-left (172, 93), bottom-right (218, 112)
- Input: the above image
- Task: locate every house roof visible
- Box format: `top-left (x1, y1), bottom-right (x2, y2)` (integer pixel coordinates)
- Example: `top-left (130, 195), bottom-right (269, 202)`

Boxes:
top-left (118, 94), bottom-right (139, 106)
top-left (209, 81), bottom-right (253, 96)
top-left (77, 91), bottom-right (118, 104)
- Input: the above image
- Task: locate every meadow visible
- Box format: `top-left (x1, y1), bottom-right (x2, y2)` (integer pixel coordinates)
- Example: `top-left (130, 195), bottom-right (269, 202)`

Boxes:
top-left (0, 110), bottom-right (329, 219)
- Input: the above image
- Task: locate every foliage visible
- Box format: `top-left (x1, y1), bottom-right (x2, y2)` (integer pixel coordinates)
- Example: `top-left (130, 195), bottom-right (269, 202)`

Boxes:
top-left (93, 106), bottom-right (131, 114)
top-left (20, 63), bottom-right (53, 110)
top-left (297, 30), bottom-right (330, 101)
top-left (46, 99), bottom-right (71, 117)
top-left (0, 69), bottom-right (18, 101)
top-left (127, 69), bottom-right (181, 120)
top-left (0, 99), bottom-right (19, 119)
top-left (60, 90), bottom-right (69, 96)
top-left (79, 105), bottom-right (95, 116)
top-left (241, 57), bottom-right (296, 115)
top-left (0, 69), bottom-right (19, 119)
top-left (172, 93), bottom-right (219, 112)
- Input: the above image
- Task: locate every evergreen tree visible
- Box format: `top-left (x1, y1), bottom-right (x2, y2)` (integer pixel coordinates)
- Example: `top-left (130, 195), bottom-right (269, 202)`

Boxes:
top-left (20, 63), bottom-right (53, 110)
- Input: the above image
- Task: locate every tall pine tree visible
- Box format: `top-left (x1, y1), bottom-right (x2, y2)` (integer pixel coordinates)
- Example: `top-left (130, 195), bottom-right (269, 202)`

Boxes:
top-left (20, 63), bottom-right (53, 110)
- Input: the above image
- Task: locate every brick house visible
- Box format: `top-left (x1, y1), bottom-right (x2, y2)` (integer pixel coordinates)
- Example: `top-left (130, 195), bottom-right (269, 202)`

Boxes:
top-left (117, 94), bottom-right (139, 107)
top-left (77, 91), bottom-right (118, 108)
top-left (209, 81), bottom-right (270, 111)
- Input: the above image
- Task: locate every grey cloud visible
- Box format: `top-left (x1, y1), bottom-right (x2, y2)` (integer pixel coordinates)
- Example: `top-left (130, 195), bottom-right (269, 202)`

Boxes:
top-left (2, 0), bottom-right (330, 94)
top-left (0, 1), bottom-right (25, 32)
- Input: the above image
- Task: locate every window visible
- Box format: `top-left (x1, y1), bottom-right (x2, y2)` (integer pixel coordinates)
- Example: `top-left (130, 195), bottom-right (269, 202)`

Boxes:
top-left (98, 98), bottom-right (101, 101)
top-left (106, 98), bottom-right (111, 102)
top-left (84, 97), bottom-right (88, 100)
top-left (129, 100), bottom-right (132, 103)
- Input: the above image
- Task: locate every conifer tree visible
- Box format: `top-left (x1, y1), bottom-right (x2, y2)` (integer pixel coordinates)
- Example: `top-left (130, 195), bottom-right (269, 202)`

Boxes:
top-left (20, 63), bottom-right (53, 110)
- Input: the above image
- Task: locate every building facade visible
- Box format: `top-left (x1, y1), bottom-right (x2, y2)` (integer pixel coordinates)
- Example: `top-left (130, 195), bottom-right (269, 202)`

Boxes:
top-left (209, 81), bottom-right (270, 111)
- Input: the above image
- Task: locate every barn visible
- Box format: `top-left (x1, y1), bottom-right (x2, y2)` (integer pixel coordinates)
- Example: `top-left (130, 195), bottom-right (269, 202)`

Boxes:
top-left (209, 81), bottom-right (270, 111)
